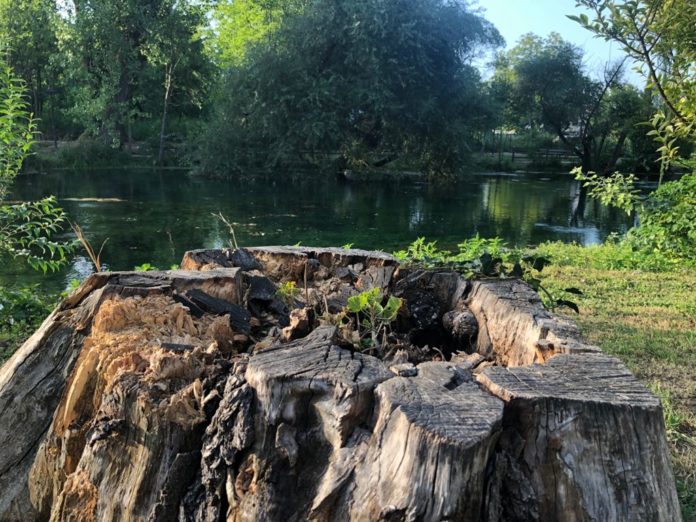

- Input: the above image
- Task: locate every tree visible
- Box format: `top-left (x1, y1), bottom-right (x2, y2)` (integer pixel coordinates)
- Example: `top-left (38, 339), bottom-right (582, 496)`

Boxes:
top-left (0, 0), bottom-right (60, 124)
top-left (207, 0), bottom-right (307, 67)
top-left (199, 0), bottom-right (503, 176)
top-left (572, 0), bottom-right (695, 161)
top-left (570, 1), bottom-right (696, 264)
top-left (141, 0), bottom-right (211, 163)
top-left (492, 33), bottom-right (643, 174)
top-left (66, 0), bottom-right (211, 149)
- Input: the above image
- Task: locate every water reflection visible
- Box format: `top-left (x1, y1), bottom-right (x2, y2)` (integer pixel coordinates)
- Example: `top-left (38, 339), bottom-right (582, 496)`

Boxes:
top-left (4, 169), bottom-right (633, 291)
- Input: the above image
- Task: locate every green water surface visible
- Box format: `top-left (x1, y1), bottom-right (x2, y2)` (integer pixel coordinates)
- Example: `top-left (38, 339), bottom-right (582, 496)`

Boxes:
top-left (3, 168), bottom-right (634, 291)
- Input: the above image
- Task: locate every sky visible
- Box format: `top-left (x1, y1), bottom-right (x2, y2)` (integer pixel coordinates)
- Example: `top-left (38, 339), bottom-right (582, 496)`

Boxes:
top-left (476, 0), bottom-right (643, 85)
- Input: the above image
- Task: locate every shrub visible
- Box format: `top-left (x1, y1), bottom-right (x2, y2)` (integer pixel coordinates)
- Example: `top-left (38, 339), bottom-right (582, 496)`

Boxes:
top-left (627, 172), bottom-right (696, 263)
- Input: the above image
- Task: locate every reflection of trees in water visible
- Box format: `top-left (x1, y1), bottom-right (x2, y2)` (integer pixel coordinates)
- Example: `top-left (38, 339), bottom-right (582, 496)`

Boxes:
top-left (569, 183), bottom-right (587, 228)
top-left (6, 170), bottom-right (635, 290)
top-left (480, 177), bottom-right (561, 244)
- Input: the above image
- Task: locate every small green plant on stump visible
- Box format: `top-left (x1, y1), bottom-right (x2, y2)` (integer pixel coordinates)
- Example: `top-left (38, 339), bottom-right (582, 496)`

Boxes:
top-left (276, 281), bottom-right (301, 309)
top-left (345, 288), bottom-right (402, 355)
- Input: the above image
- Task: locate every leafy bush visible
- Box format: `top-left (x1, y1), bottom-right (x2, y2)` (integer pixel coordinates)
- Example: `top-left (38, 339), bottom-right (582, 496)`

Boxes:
top-left (0, 51), bottom-right (73, 272)
top-left (627, 172), bottom-right (696, 263)
top-left (575, 167), bottom-right (696, 268)
top-left (0, 197), bottom-right (73, 272)
top-left (534, 238), bottom-right (681, 272)
top-left (573, 168), bottom-right (641, 215)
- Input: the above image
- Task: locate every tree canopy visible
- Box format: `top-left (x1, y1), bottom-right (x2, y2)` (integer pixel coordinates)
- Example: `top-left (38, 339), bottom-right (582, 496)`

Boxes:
top-left (198, 0), bottom-right (503, 175)
top-left (573, 0), bottom-right (695, 164)
top-left (491, 32), bottom-right (648, 174)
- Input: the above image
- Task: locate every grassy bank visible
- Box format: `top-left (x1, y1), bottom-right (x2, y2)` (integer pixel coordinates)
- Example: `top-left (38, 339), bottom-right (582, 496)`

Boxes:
top-left (541, 264), bottom-right (696, 520)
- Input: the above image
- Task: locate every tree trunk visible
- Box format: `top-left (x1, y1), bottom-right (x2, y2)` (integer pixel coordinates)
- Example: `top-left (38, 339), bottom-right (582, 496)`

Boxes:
top-left (158, 63), bottom-right (175, 166)
top-left (603, 130), bottom-right (628, 175)
top-left (580, 136), bottom-right (593, 174)
top-left (0, 247), bottom-right (682, 521)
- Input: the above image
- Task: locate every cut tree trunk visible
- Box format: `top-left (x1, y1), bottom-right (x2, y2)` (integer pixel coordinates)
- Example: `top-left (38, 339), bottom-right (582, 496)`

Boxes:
top-left (0, 247), bottom-right (682, 521)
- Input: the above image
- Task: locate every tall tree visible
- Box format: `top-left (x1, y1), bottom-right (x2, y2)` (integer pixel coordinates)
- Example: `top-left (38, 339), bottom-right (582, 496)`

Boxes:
top-left (571, 1), bottom-right (696, 264)
top-left (67, 0), bottom-right (211, 149)
top-left (142, 0), bottom-right (211, 163)
top-left (0, 0), bottom-right (61, 127)
top-left (492, 33), bottom-right (642, 174)
top-left (199, 0), bottom-right (503, 175)
top-left (572, 0), bottom-right (695, 165)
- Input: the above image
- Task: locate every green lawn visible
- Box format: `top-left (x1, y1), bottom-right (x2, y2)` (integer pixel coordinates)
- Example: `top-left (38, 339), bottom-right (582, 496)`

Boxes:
top-left (542, 265), bottom-right (696, 521)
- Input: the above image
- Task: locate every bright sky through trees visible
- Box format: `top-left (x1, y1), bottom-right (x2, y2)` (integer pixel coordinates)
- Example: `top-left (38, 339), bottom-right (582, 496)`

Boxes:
top-left (477, 0), bottom-right (642, 85)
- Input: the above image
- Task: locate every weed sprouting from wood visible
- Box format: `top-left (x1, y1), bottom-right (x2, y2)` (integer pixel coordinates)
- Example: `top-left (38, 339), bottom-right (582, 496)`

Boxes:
top-left (70, 221), bottom-right (108, 272)
top-left (344, 288), bottom-right (402, 355)
top-left (212, 212), bottom-right (238, 249)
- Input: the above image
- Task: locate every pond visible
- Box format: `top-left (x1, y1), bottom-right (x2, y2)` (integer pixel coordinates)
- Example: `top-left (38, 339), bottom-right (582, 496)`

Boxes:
top-left (3, 168), bottom-right (634, 292)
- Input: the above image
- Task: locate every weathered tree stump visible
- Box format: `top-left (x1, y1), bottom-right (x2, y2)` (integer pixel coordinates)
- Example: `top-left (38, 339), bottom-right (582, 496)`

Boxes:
top-left (0, 247), bottom-right (681, 521)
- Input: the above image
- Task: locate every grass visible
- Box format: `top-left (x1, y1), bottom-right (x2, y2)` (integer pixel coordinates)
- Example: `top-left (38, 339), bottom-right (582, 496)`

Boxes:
top-left (541, 264), bottom-right (696, 521)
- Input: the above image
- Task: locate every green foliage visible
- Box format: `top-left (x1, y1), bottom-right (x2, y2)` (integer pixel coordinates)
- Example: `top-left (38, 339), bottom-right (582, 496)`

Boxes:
top-left (0, 197), bottom-right (72, 272)
top-left (394, 235), bottom-right (528, 271)
top-left (533, 238), bottom-right (679, 272)
top-left (393, 237), bottom-right (447, 264)
top-left (491, 32), bottom-right (643, 174)
top-left (0, 0), bottom-right (62, 136)
top-left (394, 236), bottom-right (579, 312)
top-left (570, 169), bottom-right (696, 267)
top-left (568, 0), bottom-right (696, 271)
top-left (61, 278), bottom-right (82, 298)
top-left (0, 284), bottom-right (51, 326)
top-left (0, 284), bottom-right (56, 362)
top-left (134, 263), bottom-right (158, 272)
top-left (627, 172), bottom-right (696, 262)
top-left (276, 280), bottom-right (301, 308)
top-left (208, 0), bottom-right (306, 67)
top-left (60, 0), bottom-right (212, 149)
top-left (199, 0), bottom-right (503, 176)
top-left (345, 287), bottom-right (402, 353)
top-left (573, 0), bottom-right (696, 157)
top-left (452, 235), bottom-right (509, 263)
top-left (0, 51), bottom-right (36, 199)
top-left (573, 167), bottom-right (641, 214)
top-left (0, 54), bottom-right (72, 272)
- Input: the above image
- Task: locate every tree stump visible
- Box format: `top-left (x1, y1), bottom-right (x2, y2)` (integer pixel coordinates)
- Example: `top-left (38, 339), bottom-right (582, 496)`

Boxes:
top-left (0, 247), bottom-right (681, 521)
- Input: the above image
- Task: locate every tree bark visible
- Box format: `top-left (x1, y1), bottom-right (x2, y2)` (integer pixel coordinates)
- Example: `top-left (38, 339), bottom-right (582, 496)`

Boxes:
top-left (0, 247), bottom-right (682, 521)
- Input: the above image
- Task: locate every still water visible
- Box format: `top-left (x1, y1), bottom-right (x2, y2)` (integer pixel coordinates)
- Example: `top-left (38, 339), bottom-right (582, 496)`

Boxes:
top-left (4, 168), bottom-right (633, 291)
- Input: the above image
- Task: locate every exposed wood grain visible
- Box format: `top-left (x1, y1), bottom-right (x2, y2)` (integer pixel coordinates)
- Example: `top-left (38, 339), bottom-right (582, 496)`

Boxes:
top-left (466, 279), bottom-right (601, 366)
top-left (478, 353), bottom-right (681, 521)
